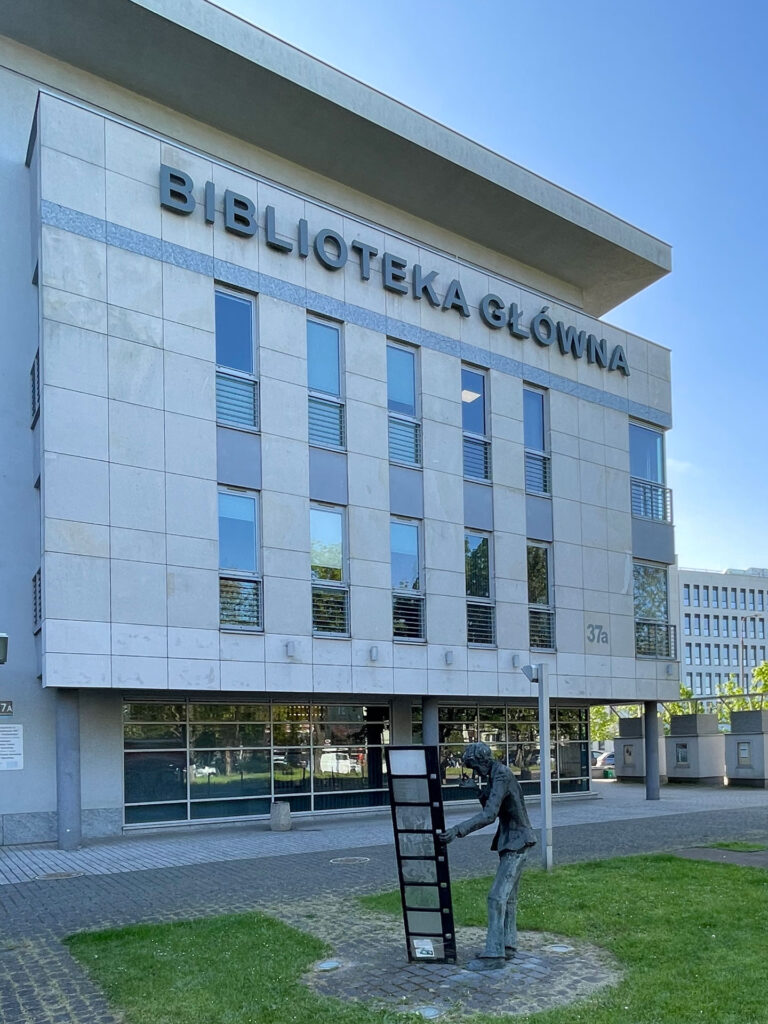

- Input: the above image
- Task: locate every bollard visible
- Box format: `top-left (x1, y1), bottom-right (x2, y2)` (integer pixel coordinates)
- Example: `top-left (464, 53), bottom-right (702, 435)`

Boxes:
top-left (270, 800), bottom-right (292, 831)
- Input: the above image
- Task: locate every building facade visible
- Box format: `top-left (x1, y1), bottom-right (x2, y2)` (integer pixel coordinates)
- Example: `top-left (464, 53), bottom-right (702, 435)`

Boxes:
top-left (0, 0), bottom-right (678, 845)
top-left (678, 567), bottom-right (768, 695)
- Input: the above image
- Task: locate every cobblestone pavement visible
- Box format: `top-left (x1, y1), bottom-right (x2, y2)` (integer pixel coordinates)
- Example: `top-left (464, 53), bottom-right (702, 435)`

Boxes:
top-left (1, 789), bottom-right (767, 1023)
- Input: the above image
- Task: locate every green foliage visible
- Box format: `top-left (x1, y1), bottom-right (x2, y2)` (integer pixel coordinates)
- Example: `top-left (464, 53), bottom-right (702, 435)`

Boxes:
top-left (588, 705), bottom-right (618, 742)
top-left (707, 841), bottom-right (767, 852)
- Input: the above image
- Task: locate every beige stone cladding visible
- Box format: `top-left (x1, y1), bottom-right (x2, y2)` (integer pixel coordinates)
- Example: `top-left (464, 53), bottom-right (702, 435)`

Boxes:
top-left (33, 91), bottom-right (674, 703)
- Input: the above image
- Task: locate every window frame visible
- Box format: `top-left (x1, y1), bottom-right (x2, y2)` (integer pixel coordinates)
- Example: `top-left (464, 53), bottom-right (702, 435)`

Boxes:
top-left (386, 340), bottom-right (422, 467)
top-left (523, 384), bottom-right (551, 496)
top-left (461, 364), bottom-right (491, 482)
top-left (465, 529), bottom-right (496, 647)
top-left (307, 314), bottom-right (346, 451)
top-left (218, 486), bottom-right (262, 632)
top-left (390, 516), bottom-right (425, 642)
top-left (310, 503), bottom-right (349, 637)
top-left (527, 541), bottom-right (555, 651)
top-left (215, 285), bottom-right (259, 433)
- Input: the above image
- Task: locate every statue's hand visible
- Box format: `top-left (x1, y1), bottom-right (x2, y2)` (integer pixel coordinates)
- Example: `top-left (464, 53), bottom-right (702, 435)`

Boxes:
top-left (438, 827), bottom-right (459, 845)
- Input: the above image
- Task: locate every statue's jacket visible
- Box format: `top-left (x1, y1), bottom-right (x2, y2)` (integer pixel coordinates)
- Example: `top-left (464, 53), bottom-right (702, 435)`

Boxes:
top-left (454, 762), bottom-right (537, 853)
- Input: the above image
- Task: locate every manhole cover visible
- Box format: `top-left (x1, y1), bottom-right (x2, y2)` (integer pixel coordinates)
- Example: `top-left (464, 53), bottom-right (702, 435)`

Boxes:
top-left (329, 856), bottom-right (370, 864)
top-left (315, 959), bottom-right (341, 972)
top-left (35, 871), bottom-right (85, 880)
top-left (543, 943), bottom-right (574, 954)
top-left (414, 1007), bottom-right (443, 1020)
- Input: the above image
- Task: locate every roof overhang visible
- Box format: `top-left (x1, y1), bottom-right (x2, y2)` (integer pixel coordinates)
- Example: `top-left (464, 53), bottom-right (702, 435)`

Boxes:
top-left (0, 0), bottom-right (671, 315)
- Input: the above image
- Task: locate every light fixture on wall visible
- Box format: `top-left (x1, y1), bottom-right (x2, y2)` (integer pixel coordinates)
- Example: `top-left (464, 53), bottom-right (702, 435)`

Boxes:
top-left (665, 663), bottom-right (675, 676)
top-left (285, 641), bottom-right (296, 658)
top-left (512, 654), bottom-right (520, 668)
top-left (369, 646), bottom-right (379, 662)
top-left (444, 649), bottom-right (454, 666)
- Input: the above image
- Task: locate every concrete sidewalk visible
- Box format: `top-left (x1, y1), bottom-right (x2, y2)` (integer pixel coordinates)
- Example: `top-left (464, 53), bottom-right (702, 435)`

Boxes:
top-left (1, 781), bottom-right (766, 885)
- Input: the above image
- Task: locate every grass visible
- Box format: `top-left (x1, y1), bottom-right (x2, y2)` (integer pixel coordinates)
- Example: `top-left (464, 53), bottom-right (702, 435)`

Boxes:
top-left (706, 840), bottom-right (768, 852)
top-left (68, 855), bottom-right (768, 1024)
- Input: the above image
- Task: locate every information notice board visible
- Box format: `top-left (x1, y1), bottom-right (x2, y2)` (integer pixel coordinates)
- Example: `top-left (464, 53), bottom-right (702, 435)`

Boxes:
top-left (385, 745), bottom-right (456, 963)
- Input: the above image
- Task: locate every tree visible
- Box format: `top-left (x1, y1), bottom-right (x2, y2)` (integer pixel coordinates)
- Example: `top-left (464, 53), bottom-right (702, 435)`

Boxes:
top-left (589, 704), bottom-right (619, 742)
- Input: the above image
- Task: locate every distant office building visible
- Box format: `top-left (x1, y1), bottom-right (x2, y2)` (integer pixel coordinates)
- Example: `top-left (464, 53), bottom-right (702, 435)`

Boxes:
top-left (678, 568), bottom-right (768, 695)
top-left (0, 0), bottom-right (677, 845)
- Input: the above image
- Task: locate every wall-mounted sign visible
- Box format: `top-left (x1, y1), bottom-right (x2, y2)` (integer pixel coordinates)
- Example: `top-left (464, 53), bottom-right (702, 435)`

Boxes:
top-left (0, 701), bottom-right (12, 716)
top-left (385, 745), bottom-right (456, 963)
top-left (160, 165), bottom-right (630, 377)
top-left (0, 724), bottom-right (23, 770)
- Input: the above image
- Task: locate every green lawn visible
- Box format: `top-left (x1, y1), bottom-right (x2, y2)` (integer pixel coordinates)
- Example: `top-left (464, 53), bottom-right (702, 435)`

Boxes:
top-left (68, 855), bottom-right (768, 1024)
top-left (706, 840), bottom-right (768, 852)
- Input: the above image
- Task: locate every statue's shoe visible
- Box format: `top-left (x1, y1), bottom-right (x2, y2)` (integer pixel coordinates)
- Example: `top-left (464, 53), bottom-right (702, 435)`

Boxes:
top-left (505, 947), bottom-right (517, 960)
top-left (465, 956), bottom-right (506, 972)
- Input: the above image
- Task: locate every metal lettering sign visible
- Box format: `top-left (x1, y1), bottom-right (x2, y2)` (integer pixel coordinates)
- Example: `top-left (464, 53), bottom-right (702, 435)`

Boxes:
top-left (385, 746), bottom-right (456, 963)
top-left (0, 701), bottom-right (12, 716)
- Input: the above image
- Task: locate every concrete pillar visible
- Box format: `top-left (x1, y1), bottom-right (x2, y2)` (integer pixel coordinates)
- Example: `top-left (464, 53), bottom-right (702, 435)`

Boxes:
top-left (644, 701), bottom-right (660, 801)
top-left (422, 696), bottom-right (439, 748)
top-left (391, 696), bottom-right (414, 745)
top-left (56, 688), bottom-right (82, 850)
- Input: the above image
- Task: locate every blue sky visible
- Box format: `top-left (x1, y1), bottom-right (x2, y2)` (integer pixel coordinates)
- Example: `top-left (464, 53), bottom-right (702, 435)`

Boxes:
top-left (219, 0), bottom-right (768, 572)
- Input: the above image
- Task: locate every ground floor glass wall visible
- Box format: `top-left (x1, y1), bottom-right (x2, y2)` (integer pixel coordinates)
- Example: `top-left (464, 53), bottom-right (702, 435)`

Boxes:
top-left (412, 703), bottom-right (590, 799)
top-left (123, 701), bottom-right (391, 824)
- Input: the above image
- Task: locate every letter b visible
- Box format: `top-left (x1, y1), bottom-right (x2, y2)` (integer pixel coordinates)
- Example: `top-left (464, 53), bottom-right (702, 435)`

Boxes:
top-left (160, 164), bottom-right (195, 215)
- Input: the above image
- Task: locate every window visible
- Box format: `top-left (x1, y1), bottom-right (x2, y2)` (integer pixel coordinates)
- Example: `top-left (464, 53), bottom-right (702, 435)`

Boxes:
top-left (722, 646), bottom-right (730, 666)
top-left (693, 585), bottom-right (700, 607)
top-left (722, 617), bottom-right (729, 638)
top-left (310, 506), bottom-right (348, 635)
top-left (218, 491), bottom-right (261, 629)
top-left (712, 644), bottom-right (720, 666)
top-left (702, 586), bottom-right (709, 607)
top-left (523, 387), bottom-right (550, 494)
top-left (684, 643), bottom-right (692, 665)
top-left (759, 592), bottom-right (764, 612)
top-left (749, 589), bottom-right (755, 610)
top-left (30, 350), bottom-right (40, 426)
top-left (633, 562), bottom-right (675, 658)
top-left (737, 741), bottom-right (752, 768)
top-left (712, 617), bottom-right (719, 636)
top-left (387, 343), bottom-right (421, 466)
top-left (712, 588), bottom-right (719, 608)
top-left (215, 289), bottom-right (258, 429)
top-left (693, 644), bottom-right (701, 665)
top-left (722, 587), bottom-right (728, 608)
top-left (704, 644), bottom-right (711, 665)
top-left (683, 614), bottom-right (691, 635)
top-left (465, 532), bottom-right (495, 645)
top-left (629, 423), bottom-right (670, 520)
top-left (391, 519), bottom-right (424, 640)
top-left (461, 366), bottom-right (491, 480)
top-left (748, 618), bottom-right (756, 639)
top-left (730, 588), bottom-right (737, 609)
top-left (307, 318), bottom-right (345, 448)
top-left (693, 615), bottom-right (700, 636)
top-left (675, 742), bottom-right (689, 766)
top-left (759, 619), bottom-right (765, 640)
top-left (703, 615), bottom-right (710, 636)
top-left (32, 568), bottom-right (42, 632)
top-left (527, 543), bottom-right (554, 649)
top-left (683, 584), bottom-right (690, 606)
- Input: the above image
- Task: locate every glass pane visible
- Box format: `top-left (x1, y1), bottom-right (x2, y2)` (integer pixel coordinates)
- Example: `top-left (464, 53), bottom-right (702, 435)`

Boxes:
top-left (189, 704), bottom-right (270, 722)
top-left (396, 805), bottom-right (432, 830)
top-left (312, 723), bottom-right (367, 745)
top-left (523, 389), bottom-right (545, 451)
top-left (272, 720), bottom-right (311, 744)
top-left (398, 833), bottom-right (434, 857)
top-left (311, 508), bottom-right (343, 581)
top-left (125, 802), bottom-right (187, 824)
top-left (219, 493), bottom-right (257, 572)
top-left (439, 744), bottom-right (474, 783)
top-left (314, 790), bottom-right (389, 810)
top-left (307, 319), bottom-right (340, 395)
top-left (124, 751), bottom-right (187, 803)
top-left (465, 534), bottom-right (490, 598)
top-left (124, 724), bottom-right (186, 750)
top-left (189, 749), bottom-right (271, 798)
top-left (391, 522), bottom-right (419, 590)
top-left (215, 291), bottom-right (253, 372)
top-left (401, 861), bottom-right (437, 884)
top-left (407, 911), bottom-right (443, 933)
top-left (313, 747), bottom-right (386, 791)
top-left (191, 798), bottom-right (271, 819)
top-left (123, 703), bottom-right (185, 723)
top-left (557, 742), bottom-right (589, 779)
top-left (527, 546), bottom-right (549, 605)
top-left (404, 886), bottom-right (441, 909)
top-left (387, 345), bottom-right (416, 416)
top-left (461, 368), bottom-right (485, 434)
top-left (272, 704), bottom-right (310, 721)
top-left (273, 748), bottom-right (311, 793)
top-left (189, 724), bottom-right (269, 748)
top-left (629, 423), bottom-right (664, 483)
top-left (438, 707), bottom-right (477, 723)
top-left (633, 563), bottom-right (668, 621)
top-left (312, 705), bottom-right (368, 723)
top-left (393, 778), bottom-right (430, 802)
top-left (216, 373), bottom-right (258, 428)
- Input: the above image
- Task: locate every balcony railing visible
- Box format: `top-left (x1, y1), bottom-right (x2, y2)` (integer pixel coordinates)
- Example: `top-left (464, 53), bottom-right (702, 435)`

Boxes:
top-left (220, 577), bottom-right (262, 630)
top-left (631, 478), bottom-right (673, 523)
top-left (525, 451), bottom-right (551, 494)
top-left (467, 602), bottom-right (495, 645)
top-left (393, 594), bottom-right (425, 640)
top-left (635, 619), bottom-right (677, 659)
top-left (216, 372), bottom-right (259, 429)
top-left (529, 607), bottom-right (555, 650)
top-left (463, 436), bottom-right (491, 481)
top-left (312, 586), bottom-right (349, 635)
top-left (308, 396), bottom-right (345, 448)
top-left (388, 417), bottom-right (422, 466)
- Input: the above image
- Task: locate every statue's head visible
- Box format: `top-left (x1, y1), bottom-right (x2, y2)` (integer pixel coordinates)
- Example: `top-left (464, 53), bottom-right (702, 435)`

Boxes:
top-left (461, 742), bottom-right (494, 776)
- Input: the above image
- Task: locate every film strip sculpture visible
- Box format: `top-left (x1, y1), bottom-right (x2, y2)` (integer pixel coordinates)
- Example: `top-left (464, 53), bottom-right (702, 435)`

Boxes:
top-left (385, 745), bottom-right (457, 963)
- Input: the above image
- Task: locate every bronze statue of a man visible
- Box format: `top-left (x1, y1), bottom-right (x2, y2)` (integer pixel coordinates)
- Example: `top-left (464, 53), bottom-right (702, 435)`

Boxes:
top-left (440, 742), bottom-right (536, 972)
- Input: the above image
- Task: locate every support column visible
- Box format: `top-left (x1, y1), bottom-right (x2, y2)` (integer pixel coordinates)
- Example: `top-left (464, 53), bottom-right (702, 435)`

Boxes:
top-left (56, 688), bottom-right (82, 850)
top-left (391, 696), bottom-right (414, 745)
top-left (422, 696), bottom-right (439, 748)
top-left (644, 700), bottom-right (660, 801)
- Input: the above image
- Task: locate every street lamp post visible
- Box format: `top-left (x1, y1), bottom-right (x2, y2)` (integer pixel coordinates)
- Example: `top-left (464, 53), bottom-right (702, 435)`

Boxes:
top-left (522, 662), bottom-right (553, 871)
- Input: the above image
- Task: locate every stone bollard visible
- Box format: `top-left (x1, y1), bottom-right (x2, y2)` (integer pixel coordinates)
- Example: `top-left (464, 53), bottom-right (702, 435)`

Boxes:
top-left (270, 800), bottom-right (292, 831)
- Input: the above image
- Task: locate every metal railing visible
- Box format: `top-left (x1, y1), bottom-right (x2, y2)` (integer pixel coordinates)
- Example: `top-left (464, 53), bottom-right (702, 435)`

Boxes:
top-left (630, 478), bottom-right (673, 523)
top-left (312, 586), bottom-right (349, 635)
top-left (525, 451), bottom-right (551, 494)
top-left (32, 568), bottom-right (42, 632)
top-left (529, 608), bottom-right (555, 649)
top-left (393, 594), bottom-right (425, 640)
top-left (308, 396), bottom-right (345, 448)
top-left (388, 417), bottom-right (422, 466)
top-left (467, 602), bottom-right (495, 645)
top-left (635, 620), bottom-right (677, 659)
top-left (219, 577), bottom-right (262, 630)
top-left (463, 436), bottom-right (491, 481)
top-left (216, 373), bottom-right (259, 429)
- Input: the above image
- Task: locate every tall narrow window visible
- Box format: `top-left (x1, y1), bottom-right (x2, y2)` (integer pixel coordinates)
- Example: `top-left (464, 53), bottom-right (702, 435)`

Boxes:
top-left (465, 532), bottom-right (495, 645)
top-left (629, 422), bottom-right (671, 521)
top-left (310, 506), bottom-right (348, 634)
top-left (461, 366), bottom-right (491, 481)
top-left (391, 519), bottom-right (424, 640)
top-left (387, 343), bottom-right (421, 466)
top-left (219, 491), bottom-right (261, 629)
top-left (307, 318), bottom-right (345, 448)
top-left (683, 584), bottom-right (690, 606)
top-left (527, 543), bottom-right (554, 650)
top-left (30, 350), bottom-right (40, 427)
top-left (523, 387), bottom-right (550, 494)
top-left (215, 289), bottom-right (258, 429)
top-left (633, 561), bottom-right (675, 658)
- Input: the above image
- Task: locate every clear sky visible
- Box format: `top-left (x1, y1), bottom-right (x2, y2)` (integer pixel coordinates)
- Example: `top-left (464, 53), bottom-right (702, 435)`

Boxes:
top-left (218, 0), bottom-right (768, 573)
